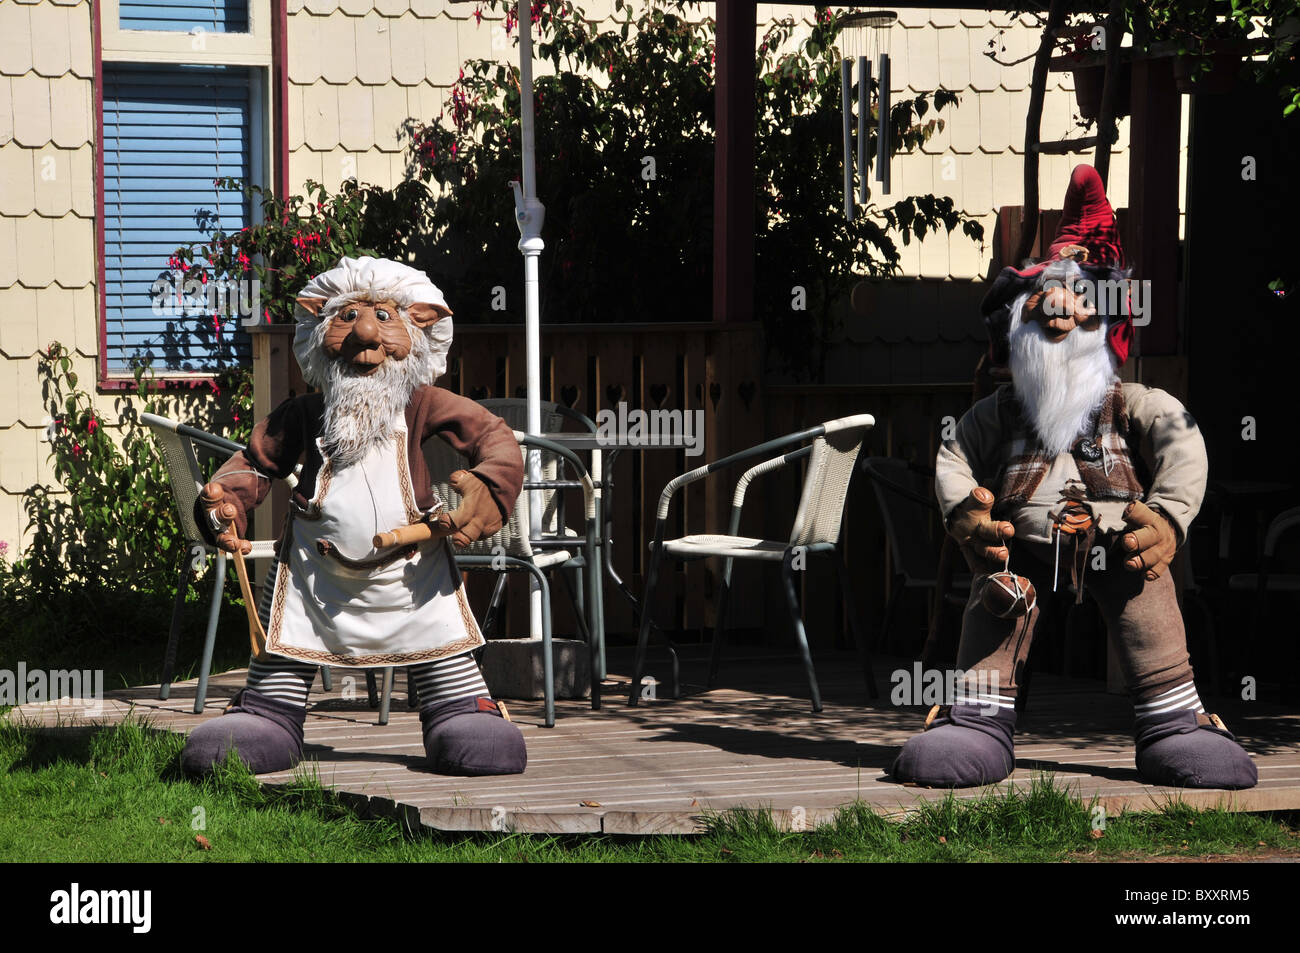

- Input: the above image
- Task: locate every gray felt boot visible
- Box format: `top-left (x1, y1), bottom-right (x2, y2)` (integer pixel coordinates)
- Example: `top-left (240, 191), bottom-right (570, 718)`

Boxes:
top-left (420, 696), bottom-right (527, 776)
top-left (891, 703), bottom-right (1018, 788)
top-left (1134, 710), bottom-right (1257, 789)
top-left (180, 689), bottom-right (305, 776)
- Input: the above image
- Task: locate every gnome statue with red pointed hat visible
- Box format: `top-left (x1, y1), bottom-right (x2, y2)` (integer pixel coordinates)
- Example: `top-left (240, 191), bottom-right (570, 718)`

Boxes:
top-left (891, 165), bottom-right (1257, 789)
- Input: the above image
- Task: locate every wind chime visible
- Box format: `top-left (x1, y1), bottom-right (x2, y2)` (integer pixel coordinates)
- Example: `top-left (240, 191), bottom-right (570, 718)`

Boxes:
top-left (839, 10), bottom-right (897, 221)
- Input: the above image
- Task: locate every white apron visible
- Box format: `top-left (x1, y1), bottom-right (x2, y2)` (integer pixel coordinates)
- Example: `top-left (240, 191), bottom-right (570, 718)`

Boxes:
top-left (262, 424), bottom-right (484, 668)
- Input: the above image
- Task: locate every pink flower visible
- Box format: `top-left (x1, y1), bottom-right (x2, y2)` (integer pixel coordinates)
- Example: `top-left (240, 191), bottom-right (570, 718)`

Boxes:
top-left (87, 416), bottom-right (98, 435)
top-left (474, 7), bottom-right (482, 25)
top-left (0, 540), bottom-right (8, 556)
top-left (72, 442), bottom-right (82, 457)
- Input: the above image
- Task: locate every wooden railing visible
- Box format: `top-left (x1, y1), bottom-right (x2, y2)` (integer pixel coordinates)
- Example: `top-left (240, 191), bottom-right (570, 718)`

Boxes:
top-left (250, 322), bottom-right (975, 654)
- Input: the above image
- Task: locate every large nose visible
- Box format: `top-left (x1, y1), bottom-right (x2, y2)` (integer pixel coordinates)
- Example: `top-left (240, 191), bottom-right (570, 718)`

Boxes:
top-left (350, 310), bottom-right (382, 348)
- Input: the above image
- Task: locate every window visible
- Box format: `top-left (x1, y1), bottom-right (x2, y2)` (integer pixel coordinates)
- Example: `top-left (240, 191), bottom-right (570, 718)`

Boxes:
top-left (97, 0), bottom-right (272, 382)
top-left (101, 63), bottom-right (256, 375)
top-left (119, 1), bottom-right (251, 34)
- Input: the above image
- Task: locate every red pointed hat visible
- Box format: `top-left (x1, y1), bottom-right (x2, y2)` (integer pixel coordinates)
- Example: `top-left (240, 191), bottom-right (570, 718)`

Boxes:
top-left (1049, 164), bottom-right (1125, 267)
top-left (982, 164), bottom-right (1134, 365)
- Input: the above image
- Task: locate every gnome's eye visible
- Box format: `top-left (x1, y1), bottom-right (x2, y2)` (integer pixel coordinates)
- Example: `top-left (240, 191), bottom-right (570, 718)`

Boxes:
top-left (375, 309), bottom-right (390, 322)
top-left (344, 308), bottom-right (358, 321)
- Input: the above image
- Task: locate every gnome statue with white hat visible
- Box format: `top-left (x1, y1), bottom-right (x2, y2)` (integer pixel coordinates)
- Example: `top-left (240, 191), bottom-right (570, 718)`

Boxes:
top-left (890, 166), bottom-right (1256, 790)
top-left (181, 256), bottom-right (527, 776)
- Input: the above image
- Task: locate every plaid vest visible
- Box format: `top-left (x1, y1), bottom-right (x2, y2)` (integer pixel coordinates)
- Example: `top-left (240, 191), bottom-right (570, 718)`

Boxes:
top-left (991, 382), bottom-right (1146, 518)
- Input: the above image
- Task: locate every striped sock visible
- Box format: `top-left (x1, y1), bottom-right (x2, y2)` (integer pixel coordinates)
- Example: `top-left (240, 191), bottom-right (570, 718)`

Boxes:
top-left (1135, 681), bottom-right (1205, 717)
top-left (965, 691), bottom-right (1017, 712)
top-left (245, 657), bottom-right (317, 708)
top-left (409, 654), bottom-right (489, 706)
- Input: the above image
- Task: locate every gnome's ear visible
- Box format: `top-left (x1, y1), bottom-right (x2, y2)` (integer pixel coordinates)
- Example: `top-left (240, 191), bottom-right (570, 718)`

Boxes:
top-left (295, 296), bottom-right (328, 316)
top-left (407, 302), bottom-right (452, 328)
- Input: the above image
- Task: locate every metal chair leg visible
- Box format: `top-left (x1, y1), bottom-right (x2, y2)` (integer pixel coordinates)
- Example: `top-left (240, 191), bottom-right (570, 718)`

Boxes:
top-left (193, 552), bottom-right (227, 715)
top-left (319, 665), bottom-right (333, 692)
top-left (880, 575), bottom-right (905, 653)
top-left (559, 566), bottom-right (593, 645)
top-left (707, 556), bottom-right (736, 688)
top-left (782, 552), bottom-right (822, 713)
top-left (159, 551), bottom-right (193, 701)
top-left (514, 561), bottom-right (556, 727)
top-left (835, 551), bottom-right (878, 699)
top-left (378, 666), bottom-right (395, 725)
top-left (365, 670), bottom-right (379, 708)
top-left (482, 572), bottom-right (510, 638)
top-left (628, 546), bottom-right (665, 707)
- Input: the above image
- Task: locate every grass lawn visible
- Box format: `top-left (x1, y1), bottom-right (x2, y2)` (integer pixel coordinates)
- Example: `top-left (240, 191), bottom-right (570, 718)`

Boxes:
top-left (1, 716), bottom-right (1297, 863)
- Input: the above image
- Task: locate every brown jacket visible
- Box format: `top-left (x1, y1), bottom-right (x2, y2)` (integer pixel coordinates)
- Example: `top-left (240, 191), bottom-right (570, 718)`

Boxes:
top-left (200, 386), bottom-right (524, 542)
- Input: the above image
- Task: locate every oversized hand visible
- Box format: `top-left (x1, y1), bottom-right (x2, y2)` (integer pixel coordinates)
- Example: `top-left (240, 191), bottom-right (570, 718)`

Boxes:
top-left (1120, 500), bottom-right (1178, 580)
top-left (441, 470), bottom-right (503, 548)
top-left (200, 482), bottom-right (252, 556)
top-left (948, 487), bottom-right (1016, 573)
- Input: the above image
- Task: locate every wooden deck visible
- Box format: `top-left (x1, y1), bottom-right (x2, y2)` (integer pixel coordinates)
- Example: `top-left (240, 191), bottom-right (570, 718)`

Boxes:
top-left (8, 650), bottom-right (1300, 834)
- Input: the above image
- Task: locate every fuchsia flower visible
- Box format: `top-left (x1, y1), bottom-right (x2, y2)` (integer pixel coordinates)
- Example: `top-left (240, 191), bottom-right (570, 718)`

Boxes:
top-left (0, 540), bottom-right (9, 556)
top-left (473, 7), bottom-right (482, 25)
top-left (87, 416), bottom-right (98, 435)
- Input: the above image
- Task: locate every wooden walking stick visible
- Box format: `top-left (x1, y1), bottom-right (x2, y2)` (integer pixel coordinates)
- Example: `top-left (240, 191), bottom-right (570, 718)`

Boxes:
top-left (199, 482), bottom-right (268, 660)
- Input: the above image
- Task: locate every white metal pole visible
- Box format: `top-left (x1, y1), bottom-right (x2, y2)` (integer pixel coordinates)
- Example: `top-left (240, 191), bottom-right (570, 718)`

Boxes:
top-left (513, 0), bottom-right (545, 639)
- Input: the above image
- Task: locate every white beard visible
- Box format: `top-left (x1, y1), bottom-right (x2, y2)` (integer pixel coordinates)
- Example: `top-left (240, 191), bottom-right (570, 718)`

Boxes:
top-left (1008, 305), bottom-right (1117, 457)
top-left (318, 315), bottom-right (440, 469)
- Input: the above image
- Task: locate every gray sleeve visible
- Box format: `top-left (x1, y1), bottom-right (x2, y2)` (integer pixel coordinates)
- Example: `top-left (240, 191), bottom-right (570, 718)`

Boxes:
top-left (935, 394), bottom-right (1001, 525)
top-left (1125, 384), bottom-right (1208, 546)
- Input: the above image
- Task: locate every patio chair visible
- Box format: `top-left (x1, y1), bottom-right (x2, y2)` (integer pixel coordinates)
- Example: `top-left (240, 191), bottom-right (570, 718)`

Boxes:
top-left (627, 415), bottom-right (877, 712)
top-left (421, 431), bottom-right (598, 727)
top-left (1227, 505), bottom-right (1300, 684)
top-left (142, 413), bottom-right (327, 714)
top-left (859, 457), bottom-right (972, 655)
top-left (474, 398), bottom-right (599, 635)
top-left (365, 399), bottom-right (598, 724)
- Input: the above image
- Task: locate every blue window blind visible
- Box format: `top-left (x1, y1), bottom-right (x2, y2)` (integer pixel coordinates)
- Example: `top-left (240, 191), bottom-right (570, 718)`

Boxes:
top-left (102, 63), bottom-right (254, 376)
top-left (119, 0), bottom-right (249, 33)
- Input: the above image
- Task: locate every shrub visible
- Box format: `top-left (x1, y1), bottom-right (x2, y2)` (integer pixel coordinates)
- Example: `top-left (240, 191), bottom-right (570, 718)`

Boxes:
top-left (0, 345), bottom-right (253, 668)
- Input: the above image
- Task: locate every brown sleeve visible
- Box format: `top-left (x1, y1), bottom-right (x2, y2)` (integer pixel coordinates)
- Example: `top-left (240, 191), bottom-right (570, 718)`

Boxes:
top-left (414, 388), bottom-right (524, 520)
top-left (193, 397), bottom-right (308, 543)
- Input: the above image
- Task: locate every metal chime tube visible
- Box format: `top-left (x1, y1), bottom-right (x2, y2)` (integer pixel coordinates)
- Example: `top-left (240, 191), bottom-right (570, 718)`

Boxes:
top-left (858, 55), bottom-right (869, 205)
top-left (842, 58), bottom-right (854, 221)
top-left (876, 52), bottom-right (891, 195)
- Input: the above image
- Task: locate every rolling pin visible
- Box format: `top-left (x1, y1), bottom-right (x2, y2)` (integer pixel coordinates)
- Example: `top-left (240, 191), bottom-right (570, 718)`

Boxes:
top-left (373, 513), bottom-right (455, 549)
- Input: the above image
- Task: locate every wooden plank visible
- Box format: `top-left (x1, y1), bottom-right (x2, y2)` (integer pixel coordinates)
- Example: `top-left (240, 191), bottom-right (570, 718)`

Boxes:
top-left (602, 811), bottom-right (706, 835)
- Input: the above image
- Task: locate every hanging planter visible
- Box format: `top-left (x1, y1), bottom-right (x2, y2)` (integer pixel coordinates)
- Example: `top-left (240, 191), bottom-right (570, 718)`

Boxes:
top-left (1173, 43), bottom-right (1248, 95)
top-left (1072, 61), bottom-right (1132, 120)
